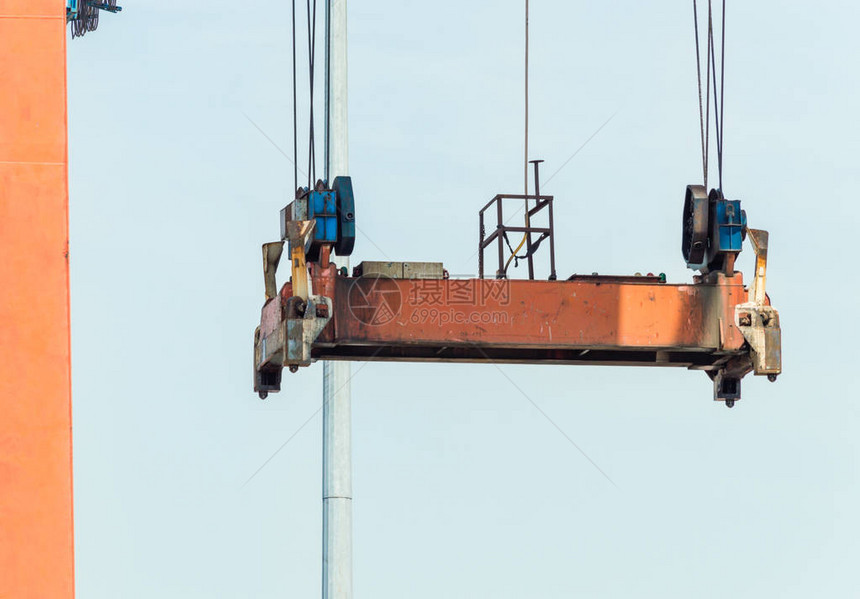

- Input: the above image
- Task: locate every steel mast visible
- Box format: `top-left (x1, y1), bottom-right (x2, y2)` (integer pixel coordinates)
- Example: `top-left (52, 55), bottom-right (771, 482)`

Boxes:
top-left (322, 0), bottom-right (352, 597)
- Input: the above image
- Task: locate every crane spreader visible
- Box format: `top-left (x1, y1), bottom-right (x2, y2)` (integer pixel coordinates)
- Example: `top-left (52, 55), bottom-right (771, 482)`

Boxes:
top-left (253, 165), bottom-right (781, 408)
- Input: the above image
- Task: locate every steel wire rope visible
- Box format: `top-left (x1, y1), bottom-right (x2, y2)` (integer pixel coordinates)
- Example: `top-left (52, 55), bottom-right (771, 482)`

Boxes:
top-left (306, 0), bottom-right (318, 188)
top-left (718, 0), bottom-right (726, 192)
top-left (289, 0), bottom-right (321, 190)
top-left (503, 0), bottom-right (532, 276)
top-left (693, 0), bottom-right (727, 194)
top-left (292, 0), bottom-right (299, 193)
top-left (692, 0), bottom-right (708, 187)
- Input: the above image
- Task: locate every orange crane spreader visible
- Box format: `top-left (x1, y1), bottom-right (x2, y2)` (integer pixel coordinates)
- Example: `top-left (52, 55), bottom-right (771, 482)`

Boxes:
top-left (253, 0), bottom-right (780, 412)
top-left (253, 173), bottom-right (782, 407)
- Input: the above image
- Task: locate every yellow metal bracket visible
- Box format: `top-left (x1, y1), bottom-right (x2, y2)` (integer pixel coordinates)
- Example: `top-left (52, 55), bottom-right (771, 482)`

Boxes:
top-left (285, 220), bottom-right (316, 301)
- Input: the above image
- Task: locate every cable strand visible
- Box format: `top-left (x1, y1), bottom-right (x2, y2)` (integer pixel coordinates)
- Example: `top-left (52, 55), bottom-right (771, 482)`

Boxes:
top-left (292, 0), bottom-right (298, 194)
top-left (709, 16), bottom-right (722, 193)
top-left (306, 0), bottom-right (318, 187)
top-left (505, 0), bottom-right (531, 276)
top-left (719, 0), bottom-right (726, 192)
top-left (692, 0), bottom-right (707, 187)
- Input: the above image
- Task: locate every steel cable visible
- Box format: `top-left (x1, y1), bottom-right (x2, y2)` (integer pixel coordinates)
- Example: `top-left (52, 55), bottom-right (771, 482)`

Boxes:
top-left (307, 0), bottom-right (318, 188)
top-left (292, 0), bottom-right (298, 193)
top-left (692, 0), bottom-right (708, 187)
top-left (290, 0), bottom-right (318, 191)
top-left (692, 0), bottom-right (726, 194)
top-left (719, 0), bottom-right (726, 192)
top-left (503, 0), bottom-right (531, 276)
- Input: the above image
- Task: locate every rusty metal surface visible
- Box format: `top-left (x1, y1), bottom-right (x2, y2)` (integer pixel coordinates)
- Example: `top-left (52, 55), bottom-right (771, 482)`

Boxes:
top-left (329, 276), bottom-right (746, 351)
top-left (354, 261), bottom-right (403, 278)
top-left (354, 261), bottom-right (445, 279)
top-left (735, 303), bottom-right (781, 376)
top-left (402, 262), bottom-right (445, 279)
top-left (257, 299), bottom-right (285, 365)
top-left (262, 266), bottom-right (773, 393)
top-left (566, 274), bottom-right (666, 284)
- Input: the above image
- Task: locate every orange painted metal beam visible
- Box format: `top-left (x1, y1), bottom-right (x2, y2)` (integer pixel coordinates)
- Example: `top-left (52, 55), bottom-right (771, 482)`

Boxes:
top-left (0, 1), bottom-right (75, 597)
top-left (258, 266), bottom-right (750, 371)
top-left (325, 275), bottom-right (745, 350)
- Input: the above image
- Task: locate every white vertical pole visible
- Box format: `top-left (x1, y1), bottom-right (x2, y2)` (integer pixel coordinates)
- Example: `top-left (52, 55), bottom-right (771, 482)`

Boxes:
top-left (322, 0), bottom-right (351, 598)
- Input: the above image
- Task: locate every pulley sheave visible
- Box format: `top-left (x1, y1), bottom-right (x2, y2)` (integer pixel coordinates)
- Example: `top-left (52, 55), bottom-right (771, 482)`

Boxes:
top-left (682, 184), bottom-right (709, 268)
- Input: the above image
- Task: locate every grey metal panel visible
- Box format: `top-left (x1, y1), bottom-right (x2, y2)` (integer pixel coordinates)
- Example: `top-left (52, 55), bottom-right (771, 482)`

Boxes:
top-left (358, 261), bottom-right (404, 278)
top-left (402, 261), bottom-right (444, 279)
top-left (358, 261), bottom-right (444, 279)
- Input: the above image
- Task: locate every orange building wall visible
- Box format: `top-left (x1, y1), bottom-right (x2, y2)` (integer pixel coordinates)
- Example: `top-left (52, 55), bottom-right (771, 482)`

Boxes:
top-left (0, 1), bottom-right (75, 597)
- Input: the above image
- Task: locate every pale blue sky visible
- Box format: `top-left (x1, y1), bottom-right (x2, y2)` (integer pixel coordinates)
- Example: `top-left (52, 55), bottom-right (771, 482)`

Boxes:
top-left (67, 1), bottom-right (858, 597)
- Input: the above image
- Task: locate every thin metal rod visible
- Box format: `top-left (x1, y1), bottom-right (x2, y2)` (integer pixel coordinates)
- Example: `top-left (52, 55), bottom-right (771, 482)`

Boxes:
top-left (497, 199), bottom-right (505, 279)
top-left (479, 210), bottom-right (485, 279)
top-left (548, 199), bottom-right (557, 280)
top-left (525, 160), bottom-right (542, 279)
top-left (322, 2), bottom-right (351, 598)
top-left (530, 160), bottom-right (543, 280)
